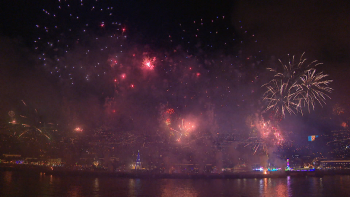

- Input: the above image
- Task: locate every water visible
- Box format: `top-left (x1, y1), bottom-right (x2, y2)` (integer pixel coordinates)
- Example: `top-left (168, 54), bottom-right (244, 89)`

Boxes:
top-left (1, 171), bottom-right (350, 197)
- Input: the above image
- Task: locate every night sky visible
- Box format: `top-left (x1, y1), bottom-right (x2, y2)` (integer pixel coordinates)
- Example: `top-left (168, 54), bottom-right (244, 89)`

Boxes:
top-left (0, 0), bottom-right (349, 164)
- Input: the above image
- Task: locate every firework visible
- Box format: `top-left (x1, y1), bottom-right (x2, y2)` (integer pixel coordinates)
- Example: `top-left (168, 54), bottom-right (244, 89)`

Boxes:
top-left (35, 0), bottom-right (128, 86)
top-left (170, 119), bottom-right (195, 142)
top-left (8, 100), bottom-right (54, 140)
top-left (243, 116), bottom-right (285, 155)
top-left (142, 57), bottom-right (156, 70)
top-left (35, 3), bottom-right (262, 117)
top-left (33, 2), bottom-right (269, 154)
top-left (158, 105), bottom-right (197, 142)
top-left (267, 53), bottom-right (322, 82)
top-left (262, 79), bottom-right (299, 116)
top-left (332, 104), bottom-right (345, 115)
top-left (74, 127), bottom-right (83, 132)
top-left (243, 137), bottom-right (268, 155)
top-left (263, 53), bottom-right (332, 116)
top-left (166, 108), bottom-right (175, 114)
top-left (294, 69), bottom-right (333, 114)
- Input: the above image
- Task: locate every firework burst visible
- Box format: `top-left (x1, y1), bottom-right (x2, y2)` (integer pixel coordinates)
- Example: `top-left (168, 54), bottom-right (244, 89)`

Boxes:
top-left (294, 69), bottom-right (333, 114)
top-left (263, 79), bottom-right (299, 116)
top-left (169, 119), bottom-right (195, 142)
top-left (263, 53), bottom-right (333, 117)
top-left (8, 100), bottom-right (54, 141)
top-left (243, 116), bottom-right (285, 155)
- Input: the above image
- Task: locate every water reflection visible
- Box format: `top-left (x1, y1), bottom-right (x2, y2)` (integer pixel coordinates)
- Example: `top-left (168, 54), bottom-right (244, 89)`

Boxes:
top-left (2, 171), bottom-right (350, 197)
top-left (4, 171), bottom-right (12, 184)
top-left (161, 180), bottom-right (198, 197)
top-left (275, 181), bottom-right (287, 196)
top-left (287, 176), bottom-right (291, 196)
top-left (68, 186), bottom-right (81, 197)
top-left (258, 177), bottom-right (291, 197)
top-left (93, 178), bottom-right (99, 192)
top-left (129, 178), bottom-right (141, 196)
top-left (258, 178), bottom-right (263, 195)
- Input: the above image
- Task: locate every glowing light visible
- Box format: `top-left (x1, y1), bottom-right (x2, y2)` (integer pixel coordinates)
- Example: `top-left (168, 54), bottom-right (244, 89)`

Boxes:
top-left (74, 127), bottom-right (83, 132)
top-left (253, 167), bottom-right (264, 171)
top-left (308, 135), bottom-right (318, 141)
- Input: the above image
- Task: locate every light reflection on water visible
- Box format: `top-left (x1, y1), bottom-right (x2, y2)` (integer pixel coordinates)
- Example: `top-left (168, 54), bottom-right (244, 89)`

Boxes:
top-left (287, 176), bottom-right (291, 196)
top-left (161, 179), bottom-right (198, 197)
top-left (4, 171), bottom-right (12, 184)
top-left (1, 171), bottom-right (350, 197)
top-left (93, 178), bottom-right (100, 197)
top-left (129, 179), bottom-right (141, 196)
top-left (68, 185), bottom-right (81, 197)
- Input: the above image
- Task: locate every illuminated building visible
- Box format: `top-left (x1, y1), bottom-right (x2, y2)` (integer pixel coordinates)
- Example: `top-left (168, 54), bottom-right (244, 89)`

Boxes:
top-left (326, 130), bottom-right (350, 159)
top-left (320, 160), bottom-right (350, 169)
top-left (47, 158), bottom-right (62, 166)
top-left (288, 155), bottom-right (303, 168)
top-left (170, 164), bottom-right (214, 174)
top-left (2, 154), bottom-right (21, 158)
top-left (285, 158), bottom-right (291, 171)
top-left (135, 150), bottom-right (141, 170)
top-left (328, 130), bottom-right (350, 144)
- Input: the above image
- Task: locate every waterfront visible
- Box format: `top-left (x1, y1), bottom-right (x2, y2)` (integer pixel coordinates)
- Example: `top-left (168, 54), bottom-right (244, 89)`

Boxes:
top-left (1, 171), bottom-right (350, 197)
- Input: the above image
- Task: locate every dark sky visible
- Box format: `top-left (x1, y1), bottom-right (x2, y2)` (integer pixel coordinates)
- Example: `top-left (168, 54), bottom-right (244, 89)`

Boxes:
top-left (3, 0), bottom-right (350, 61)
top-left (0, 0), bottom-right (349, 147)
top-left (0, 0), bottom-right (232, 41)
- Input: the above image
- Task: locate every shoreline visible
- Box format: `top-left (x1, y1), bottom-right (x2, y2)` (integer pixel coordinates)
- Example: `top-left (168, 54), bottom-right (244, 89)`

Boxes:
top-left (1, 164), bottom-right (349, 179)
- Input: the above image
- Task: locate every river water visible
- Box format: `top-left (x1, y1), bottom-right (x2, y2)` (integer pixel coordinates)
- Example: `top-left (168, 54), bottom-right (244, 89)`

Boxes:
top-left (1, 171), bottom-right (350, 197)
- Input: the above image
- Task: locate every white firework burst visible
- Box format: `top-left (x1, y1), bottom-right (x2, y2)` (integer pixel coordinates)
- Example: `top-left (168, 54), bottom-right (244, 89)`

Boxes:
top-left (263, 53), bottom-right (332, 117)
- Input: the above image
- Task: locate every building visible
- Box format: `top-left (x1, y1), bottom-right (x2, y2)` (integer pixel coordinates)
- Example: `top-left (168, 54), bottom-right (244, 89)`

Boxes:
top-left (326, 130), bottom-right (350, 159)
top-left (320, 160), bottom-right (350, 169)
top-left (135, 150), bottom-right (141, 170)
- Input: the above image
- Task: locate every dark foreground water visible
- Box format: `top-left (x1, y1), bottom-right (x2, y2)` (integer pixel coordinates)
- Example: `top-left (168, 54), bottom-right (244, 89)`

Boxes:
top-left (1, 171), bottom-right (350, 197)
